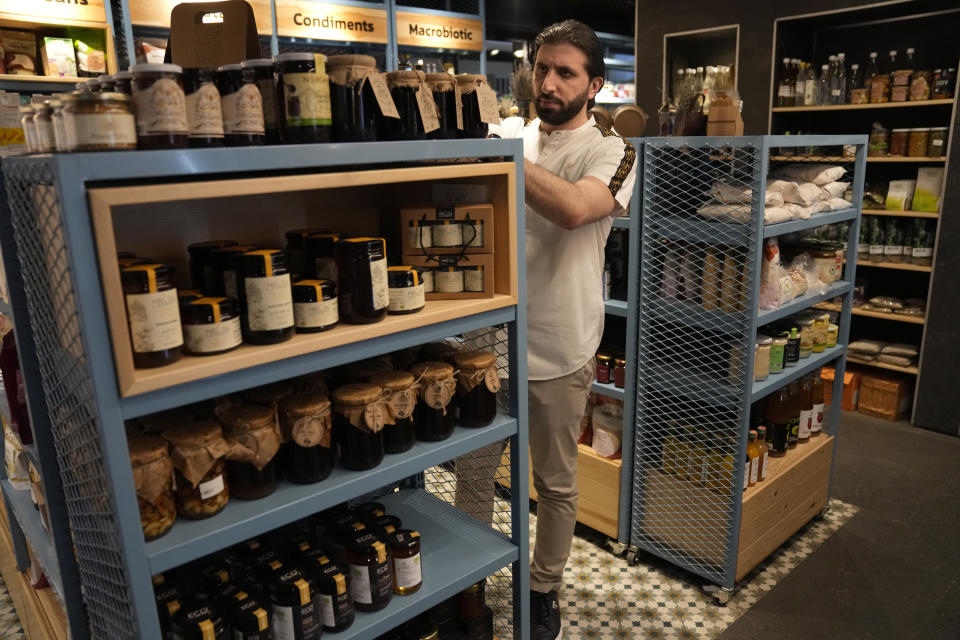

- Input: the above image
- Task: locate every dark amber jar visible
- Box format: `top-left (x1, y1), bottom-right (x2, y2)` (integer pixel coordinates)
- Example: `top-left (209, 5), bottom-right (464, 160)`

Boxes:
top-left (211, 244), bottom-right (256, 298)
top-left (426, 73), bottom-right (457, 139)
top-left (276, 52), bottom-right (331, 144)
top-left (171, 599), bottom-right (227, 639)
top-left (269, 568), bottom-right (322, 639)
top-left (345, 532), bottom-right (393, 611)
top-left (181, 67), bottom-right (224, 148)
top-left (242, 58), bottom-right (281, 145)
top-left (218, 405), bottom-right (280, 500)
top-left (292, 280), bottom-right (339, 333)
top-left (239, 250), bottom-right (294, 344)
top-left (196, 560), bottom-right (233, 598)
top-left (121, 263), bottom-right (183, 369)
top-left (230, 596), bottom-right (272, 640)
top-left (457, 581), bottom-right (486, 620)
top-left (384, 70), bottom-right (426, 140)
top-left (285, 228), bottom-right (331, 277)
top-left (451, 351), bottom-right (498, 428)
top-left (188, 240), bottom-right (238, 294)
top-left (409, 361), bottom-right (456, 442)
top-left (387, 266), bottom-right (425, 315)
top-left (335, 238), bottom-right (388, 324)
top-left (456, 74), bottom-right (490, 139)
top-left (331, 383), bottom-right (385, 471)
top-left (215, 64), bottom-right (265, 147)
top-left (181, 296), bottom-right (242, 356)
top-left (303, 233), bottom-right (340, 282)
top-left (307, 553), bottom-right (355, 632)
top-left (388, 529), bottom-right (422, 595)
top-left (129, 63), bottom-right (189, 149)
top-left (326, 54), bottom-right (379, 142)
top-left (279, 391), bottom-right (334, 484)
top-left (368, 370), bottom-right (416, 454)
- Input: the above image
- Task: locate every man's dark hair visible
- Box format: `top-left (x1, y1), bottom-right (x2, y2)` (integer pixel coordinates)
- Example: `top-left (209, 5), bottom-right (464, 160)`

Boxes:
top-left (533, 19), bottom-right (605, 108)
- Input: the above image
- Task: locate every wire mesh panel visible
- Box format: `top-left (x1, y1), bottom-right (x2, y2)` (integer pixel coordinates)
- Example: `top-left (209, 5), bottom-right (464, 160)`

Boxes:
top-left (2, 160), bottom-right (138, 636)
top-left (630, 140), bottom-right (764, 586)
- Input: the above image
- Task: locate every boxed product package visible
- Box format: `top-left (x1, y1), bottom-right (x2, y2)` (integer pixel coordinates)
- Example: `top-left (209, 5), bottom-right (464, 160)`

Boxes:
top-left (911, 168), bottom-right (944, 213)
top-left (400, 203), bottom-right (494, 255)
top-left (590, 395), bottom-right (623, 459)
top-left (0, 30), bottom-right (38, 75)
top-left (168, 1), bottom-right (262, 68)
top-left (705, 89), bottom-right (743, 136)
top-left (135, 37), bottom-right (167, 65)
top-left (74, 35), bottom-right (107, 76)
top-left (885, 179), bottom-right (916, 211)
top-left (41, 37), bottom-right (77, 77)
top-left (401, 253), bottom-right (494, 300)
top-left (0, 92), bottom-right (25, 157)
top-left (821, 366), bottom-right (862, 411)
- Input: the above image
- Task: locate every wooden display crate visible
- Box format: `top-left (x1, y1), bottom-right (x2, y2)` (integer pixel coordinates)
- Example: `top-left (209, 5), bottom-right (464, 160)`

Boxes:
top-left (400, 203), bottom-right (495, 255)
top-left (401, 253), bottom-right (495, 300)
top-left (858, 373), bottom-right (913, 421)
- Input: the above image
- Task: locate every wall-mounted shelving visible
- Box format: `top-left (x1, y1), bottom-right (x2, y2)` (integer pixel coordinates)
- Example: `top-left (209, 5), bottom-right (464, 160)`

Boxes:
top-left (772, 98), bottom-right (954, 112)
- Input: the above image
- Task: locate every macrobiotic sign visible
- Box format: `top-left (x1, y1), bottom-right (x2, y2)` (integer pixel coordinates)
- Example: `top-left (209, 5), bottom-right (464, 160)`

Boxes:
top-left (275, 1), bottom-right (388, 43)
top-left (0, 0), bottom-right (107, 23)
top-left (396, 11), bottom-right (482, 51)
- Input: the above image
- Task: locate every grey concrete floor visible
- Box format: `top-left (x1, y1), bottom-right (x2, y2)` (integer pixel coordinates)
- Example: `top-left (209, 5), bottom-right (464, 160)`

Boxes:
top-left (719, 411), bottom-right (960, 640)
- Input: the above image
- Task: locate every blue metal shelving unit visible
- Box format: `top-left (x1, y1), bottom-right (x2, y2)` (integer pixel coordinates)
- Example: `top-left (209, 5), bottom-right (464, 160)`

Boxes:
top-left (1, 138), bottom-right (529, 639)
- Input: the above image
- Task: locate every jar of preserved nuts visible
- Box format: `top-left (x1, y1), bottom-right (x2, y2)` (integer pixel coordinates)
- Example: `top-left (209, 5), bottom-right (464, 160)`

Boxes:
top-left (367, 370), bottom-right (417, 454)
top-left (242, 59), bottom-right (282, 144)
top-left (306, 554), bottom-right (355, 632)
top-left (61, 92), bottom-right (138, 151)
top-left (181, 296), bottom-right (243, 356)
top-left (331, 383), bottom-right (386, 471)
top-left (162, 422), bottom-right (230, 520)
top-left (239, 250), bottom-right (295, 344)
top-left (130, 63), bottom-right (189, 149)
top-left (387, 266), bottom-right (425, 315)
top-left (456, 74), bottom-right (491, 139)
top-left (293, 280), bottom-right (339, 333)
top-left (409, 361), bottom-right (456, 441)
top-left (216, 64), bottom-right (265, 146)
top-left (426, 73), bottom-right (457, 139)
top-left (230, 596), bottom-right (272, 640)
top-left (212, 244), bottom-right (256, 298)
top-left (335, 238), bottom-right (388, 324)
top-left (303, 233), bottom-right (340, 282)
top-left (285, 227), bottom-right (331, 277)
top-left (32, 102), bottom-right (56, 153)
top-left (387, 530), bottom-right (422, 595)
top-left (172, 599), bottom-right (227, 639)
top-left (383, 70), bottom-right (427, 141)
top-left (613, 358), bottom-right (627, 389)
top-left (346, 532), bottom-right (393, 612)
top-left (219, 405), bottom-right (281, 500)
top-left (279, 391), bottom-right (334, 484)
top-left (451, 351), bottom-right (499, 428)
top-left (326, 54), bottom-right (380, 142)
top-left (122, 263), bottom-right (183, 368)
top-left (182, 67), bottom-right (225, 148)
top-left (276, 52), bottom-right (331, 144)
top-left (188, 240), bottom-right (238, 294)
top-left (270, 567), bottom-right (322, 640)
top-left (128, 436), bottom-right (176, 541)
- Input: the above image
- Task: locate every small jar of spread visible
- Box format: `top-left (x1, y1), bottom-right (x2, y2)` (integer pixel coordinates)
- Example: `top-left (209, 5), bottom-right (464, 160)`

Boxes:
top-left (286, 227), bottom-right (331, 277)
top-left (211, 244), bottom-right (256, 298)
top-left (463, 265), bottom-right (485, 292)
top-left (130, 63), bottom-right (189, 149)
top-left (61, 92), bottom-right (137, 152)
top-left (346, 532), bottom-right (394, 612)
top-left (456, 74), bottom-right (490, 139)
top-left (425, 72), bottom-right (457, 139)
top-left (409, 361), bottom-right (456, 441)
top-left (306, 554), bottom-right (355, 632)
top-left (121, 263), bottom-right (183, 368)
top-left (408, 220), bottom-right (433, 250)
top-left (326, 54), bottom-right (380, 142)
top-left (97, 74), bottom-right (116, 92)
top-left (182, 67), bottom-right (225, 148)
top-left (113, 70), bottom-right (133, 95)
top-left (387, 530), bottom-right (422, 595)
top-left (367, 370), bottom-right (417, 454)
top-left (384, 69), bottom-right (427, 140)
top-left (188, 240), bottom-right (238, 294)
top-left (331, 383), bottom-right (386, 471)
top-left (128, 436), bottom-right (176, 541)
top-left (335, 238), bottom-right (388, 324)
top-left (49, 99), bottom-right (67, 151)
top-left (171, 600), bottom-right (227, 639)
top-left (218, 405), bottom-right (281, 500)
top-left (928, 127), bottom-right (948, 157)
top-left (270, 568), bottom-right (322, 640)
top-left (196, 560), bottom-right (234, 598)
top-left (303, 233), bottom-right (340, 282)
top-left (451, 351), bottom-right (499, 428)
top-left (276, 52), bottom-right (332, 144)
top-left (889, 128), bottom-right (909, 156)
top-left (432, 220), bottom-right (463, 247)
top-left (613, 357), bottom-right (626, 388)
top-left (434, 267), bottom-right (464, 293)
top-left (293, 280), bottom-right (339, 333)
top-left (32, 102), bottom-right (56, 153)
top-left (230, 596), bottom-right (272, 640)
top-left (279, 391), bottom-right (334, 484)
top-left (216, 64), bottom-right (266, 146)
top-left (242, 59), bottom-right (282, 144)
top-left (239, 250), bottom-right (294, 344)
top-left (181, 296), bottom-right (243, 356)
top-left (387, 266), bottom-right (425, 315)
top-left (19, 106), bottom-right (37, 153)
top-left (162, 422), bottom-right (230, 520)
top-left (798, 319), bottom-right (814, 358)
top-left (755, 337), bottom-right (771, 381)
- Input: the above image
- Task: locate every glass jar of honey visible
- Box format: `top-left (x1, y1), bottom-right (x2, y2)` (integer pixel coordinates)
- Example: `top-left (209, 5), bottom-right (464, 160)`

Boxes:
top-left (239, 250), bottom-right (294, 344)
top-left (450, 351), bottom-right (499, 428)
top-left (218, 405), bottom-right (281, 500)
top-left (409, 361), bottom-right (456, 441)
top-left (387, 530), bottom-right (422, 595)
top-left (122, 263), bottom-right (183, 369)
top-left (367, 370), bottom-right (417, 454)
top-left (181, 296), bottom-right (243, 356)
top-left (331, 383), bottom-right (386, 470)
top-left (335, 238), bottom-right (388, 324)
top-left (293, 280), bottom-right (339, 333)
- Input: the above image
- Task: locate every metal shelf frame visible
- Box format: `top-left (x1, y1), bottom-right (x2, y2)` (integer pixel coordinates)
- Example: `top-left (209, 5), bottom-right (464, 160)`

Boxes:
top-left (0, 138), bottom-right (530, 640)
top-left (629, 134), bottom-right (866, 591)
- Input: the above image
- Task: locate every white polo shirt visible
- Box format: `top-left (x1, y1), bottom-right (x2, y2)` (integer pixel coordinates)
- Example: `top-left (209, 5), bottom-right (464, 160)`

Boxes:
top-left (493, 116), bottom-right (637, 380)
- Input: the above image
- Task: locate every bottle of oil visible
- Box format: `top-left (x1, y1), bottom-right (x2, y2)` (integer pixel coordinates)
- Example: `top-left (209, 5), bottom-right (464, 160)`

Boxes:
top-left (765, 386), bottom-right (790, 457)
top-left (747, 430), bottom-right (760, 487)
top-left (798, 375), bottom-right (814, 443)
top-left (786, 382), bottom-right (801, 449)
top-left (756, 425), bottom-right (769, 480)
top-left (811, 371), bottom-right (825, 436)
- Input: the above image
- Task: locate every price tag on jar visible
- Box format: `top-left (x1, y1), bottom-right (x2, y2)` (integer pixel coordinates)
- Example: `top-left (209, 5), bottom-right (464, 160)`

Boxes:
top-left (388, 389), bottom-right (416, 420)
top-left (369, 73), bottom-right (400, 119)
top-left (454, 85), bottom-right (464, 130)
top-left (425, 381), bottom-right (453, 410)
top-left (484, 368), bottom-right (501, 393)
top-left (416, 87), bottom-right (440, 133)
top-left (364, 403), bottom-right (385, 432)
top-left (476, 83), bottom-right (501, 125)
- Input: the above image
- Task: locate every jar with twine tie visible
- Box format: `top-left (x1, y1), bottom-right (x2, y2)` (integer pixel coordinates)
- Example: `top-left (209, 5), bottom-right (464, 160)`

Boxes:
top-left (409, 361), bottom-right (457, 442)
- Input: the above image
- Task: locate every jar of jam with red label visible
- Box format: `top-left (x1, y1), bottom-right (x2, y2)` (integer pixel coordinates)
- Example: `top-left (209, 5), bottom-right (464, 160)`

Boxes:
top-left (130, 63), bottom-right (189, 149)
top-left (270, 567), bottom-right (322, 640)
top-left (331, 383), bottom-right (385, 471)
top-left (188, 240), bottom-right (238, 294)
top-left (335, 238), bottom-right (388, 324)
top-left (367, 370), bottom-right (417, 454)
top-left (182, 67), bottom-right (224, 148)
top-left (450, 351), bottom-right (499, 428)
top-left (409, 361), bottom-right (456, 442)
top-left (346, 532), bottom-right (394, 612)
top-left (387, 530), bottom-right (422, 595)
top-left (218, 405), bottom-right (280, 500)
top-left (122, 263), bottom-right (183, 369)
top-left (239, 250), bottom-right (294, 344)
top-left (279, 391), bottom-right (334, 484)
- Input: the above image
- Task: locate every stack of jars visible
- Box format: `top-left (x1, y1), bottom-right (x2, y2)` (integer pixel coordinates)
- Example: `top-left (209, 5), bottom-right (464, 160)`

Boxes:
top-left (754, 311), bottom-right (838, 382)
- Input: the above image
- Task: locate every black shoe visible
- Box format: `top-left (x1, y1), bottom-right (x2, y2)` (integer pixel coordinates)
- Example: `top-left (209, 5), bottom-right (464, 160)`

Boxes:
top-left (530, 589), bottom-right (562, 640)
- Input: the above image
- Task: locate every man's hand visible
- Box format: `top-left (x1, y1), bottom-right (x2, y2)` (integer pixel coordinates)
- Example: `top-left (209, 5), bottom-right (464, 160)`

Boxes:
top-left (524, 159), bottom-right (619, 230)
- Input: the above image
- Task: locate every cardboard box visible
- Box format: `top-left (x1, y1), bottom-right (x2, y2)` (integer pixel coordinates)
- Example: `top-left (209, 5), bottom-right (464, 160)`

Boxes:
top-left (706, 116), bottom-right (744, 136)
top-left (821, 366), bottom-right (862, 412)
top-left (858, 373), bottom-right (913, 421)
top-left (167, 1), bottom-right (262, 69)
top-left (401, 252), bottom-right (494, 300)
top-left (911, 167), bottom-right (944, 213)
top-left (41, 37), bottom-right (77, 78)
top-left (400, 203), bottom-right (494, 255)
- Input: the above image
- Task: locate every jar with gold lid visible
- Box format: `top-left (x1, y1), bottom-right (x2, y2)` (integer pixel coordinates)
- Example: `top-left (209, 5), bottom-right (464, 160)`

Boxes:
top-left (122, 263), bottom-right (183, 369)
top-left (331, 383), bottom-right (386, 471)
top-left (450, 351), bottom-right (499, 428)
top-left (162, 421), bottom-right (230, 519)
top-left (128, 436), bottom-right (176, 541)
top-left (218, 405), bottom-right (281, 500)
top-left (367, 370), bottom-right (417, 453)
top-left (279, 391), bottom-right (334, 484)
top-left (409, 361), bottom-right (456, 441)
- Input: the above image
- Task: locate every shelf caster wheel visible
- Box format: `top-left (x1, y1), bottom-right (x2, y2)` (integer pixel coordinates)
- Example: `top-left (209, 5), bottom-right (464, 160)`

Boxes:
top-left (703, 585), bottom-right (732, 607)
top-left (606, 540), bottom-right (628, 556)
top-left (626, 549), bottom-right (641, 567)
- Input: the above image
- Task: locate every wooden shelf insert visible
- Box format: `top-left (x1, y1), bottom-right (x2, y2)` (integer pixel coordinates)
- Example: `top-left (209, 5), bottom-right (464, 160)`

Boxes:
top-left (815, 301), bottom-right (925, 325)
top-left (861, 209), bottom-right (938, 219)
top-left (0, 74), bottom-right (82, 84)
top-left (847, 356), bottom-right (918, 375)
top-left (773, 98), bottom-right (955, 112)
top-left (856, 260), bottom-right (931, 272)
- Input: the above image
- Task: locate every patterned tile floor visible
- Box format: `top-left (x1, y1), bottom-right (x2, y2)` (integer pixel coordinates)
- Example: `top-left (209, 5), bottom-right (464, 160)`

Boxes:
top-left (0, 570), bottom-right (25, 640)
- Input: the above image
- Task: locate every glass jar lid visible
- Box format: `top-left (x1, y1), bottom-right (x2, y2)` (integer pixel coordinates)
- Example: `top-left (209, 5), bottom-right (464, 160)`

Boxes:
top-left (275, 52), bottom-right (321, 63)
top-left (292, 279), bottom-right (336, 303)
top-left (128, 436), bottom-right (168, 465)
top-left (347, 531), bottom-right (388, 559)
top-left (409, 361), bottom-right (454, 382)
top-left (181, 296), bottom-right (239, 323)
top-left (450, 350), bottom-right (495, 371)
top-left (219, 405), bottom-right (275, 432)
top-left (242, 58), bottom-right (276, 68)
top-left (280, 391), bottom-right (331, 417)
top-left (387, 266), bottom-right (420, 288)
top-left (130, 63), bottom-right (184, 74)
top-left (230, 597), bottom-right (271, 634)
top-left (244, 382), bottom-right (293, 406)
top-left (303, 233), bottom-right (340, 254)
top-left (172, 600), bottom-right (225, 639)
top-left (331, 382), bottom-right (382, 407)
top-left (367, 369), bottom-right (415, 392)
top-left (336, 237), bottom-right (386, 257)
top-left (270, 567), bottom-right (315, 605)
top-left (121, 263), bottom-right (174, 290)
top-left (241, 249), bottom-right (287, 276)
top-left (326, 54), bottom-right (377, 70)
top-left (425, 72), bottom-right (455, 89)
top-left (387, 69), bottom-right (425, 87)
top-left (311, 557), bottom-right (349, 594)
top-left (212, 244), bottom-right (256, 266)
top-left (367, 514), bottom-right (402, 536)
top-left (757, 335), bottom-right (773, 345)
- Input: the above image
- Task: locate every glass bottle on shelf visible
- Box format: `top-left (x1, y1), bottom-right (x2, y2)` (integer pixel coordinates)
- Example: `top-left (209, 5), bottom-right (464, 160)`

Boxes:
top-left (811, 371), bottom-right (825, 437)
top-left (847, 64), bottom-right (862, 103)
top-left (786, 382), bottom-right (801, 449)
top-left (798, 375), bottom-right (814, 443)
top-left (747, 430), bottom-right (760, 487)
top-left (777, 58), bottom-right (794, 107)
top-left (804, 63), bottom-right (818, 106)
top-left (756, 425), bottom-right (769, 481)
top-left (794, 61), bottom-right (806, 104)
top-left (765, 386), bottom-right (789, 457)
top-left (836, 53), bottom-right (847, 104)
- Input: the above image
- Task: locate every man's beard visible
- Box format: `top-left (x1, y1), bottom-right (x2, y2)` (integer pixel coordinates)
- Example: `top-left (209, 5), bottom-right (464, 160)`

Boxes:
top-left (536, 87), bottom-right (590, 126)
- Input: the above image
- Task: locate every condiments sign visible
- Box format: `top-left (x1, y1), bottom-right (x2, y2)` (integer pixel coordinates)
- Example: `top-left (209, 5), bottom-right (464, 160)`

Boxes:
top-left (0, 0), bottom-right (107, 23)
top-left (128, 0), bottom-right (273, 34)
top-left (396, 11), bottom-right (482, 51)
top-left (275, 1), bottom-right (388, 44)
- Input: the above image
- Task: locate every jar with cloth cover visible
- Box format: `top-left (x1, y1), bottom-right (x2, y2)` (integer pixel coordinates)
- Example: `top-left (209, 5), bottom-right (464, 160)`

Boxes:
top-left (326, 54), bottom-right (380, 142)
top-left (279, 391), bottom-right (334, 484)
top-left (455, 74), bottom-right (491, 139)
top-left (331, 383), bottom-right (387, 470)
top-left (128, 436), bottom-right (175, 540)
top-left (409, 361), bottom-right (457, 441)
top-left (425, 73), bottom-right (457, 139)
top-left (219, 405), bottom-right (281, 500)
top-left (383, 70), bottom-right (428, 140)
top-left (450, 351), bottom-right (499, 428)
top-left (367, 370), bottom-right (418, 453)
top-left (162, 421), bottom-right (230, 519)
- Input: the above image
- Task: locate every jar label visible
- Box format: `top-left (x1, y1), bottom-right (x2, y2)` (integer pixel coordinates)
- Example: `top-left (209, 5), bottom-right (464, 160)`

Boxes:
top-left (812, 403), bottom-right (824, 433)
top-left (222, 84), bottom-right (265, 135)
top-left (198, 474), bottom-right (224, 500)
top-left (393, 553), bottom-right (421, 589)
top-left (245, 274), bottom-right (294, 331)
top-left (186, 83), bottom-right (225, 137)
top-left (368, 73), bottom-right (400, 119)
top-left (912, 248), bottom-right (932, 258)
top-left (133, 77), bottom-right (188, 135)
top-left (484, 368), bottom-right (501, 393)
top-left (749, 456), bottom-right (759, 484)
top-left (421, 270), bottom-right (434, 293)
top-left (476, 82), bottom-right (501, 125)
top-left (283, 72), bottom-right (332, 126)
top-left (388, 283), bottom-right (425, 312)
top-left (369, 258), bottom-right (389, 311)
top-left (294, 298), bottom-right (339, 329)
top-left (884, 246), bottom-right (903, 256)
top-left (65, 113), bottom-right (137, 149)
top-left (125, 288), bottom-right (184, 353)
top-left (869, 245), bottom-right (884, 255)
top-left (184, 316), bottom-right (242, 354)
top-left (464, 269), bottom-right (484, 292)
top-left (415, 87), bottom-right (440, 133)
top-left (387, 388), bottom-right (416, 420)
top-left (798, 408), bottom-right (813, 439)
top-left (432, 222), bottom-right (463, 247)
top-left (424, 380), bottom-right (454, 410)
top-left (293, 415), bottom-right (331, 448)
top-left (408, 225), bottom-right (433, 249)
top-left (364, 402), bottom-right (385, 432)
top-left (349, 561), bottom-right (392, 605)
top-left (318, 594), bottom-right (336, 629)
top-left (434, 270), bottom-right (464, 293)
top-left (464, 221), bottom-right (483, 247)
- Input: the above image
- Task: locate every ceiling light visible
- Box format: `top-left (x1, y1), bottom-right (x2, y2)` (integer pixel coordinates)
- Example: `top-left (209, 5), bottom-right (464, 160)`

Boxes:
top-left (514, 50), bottom-right (524, 58)
top-left (490, 49), bottom-right (500, 56)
